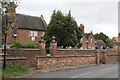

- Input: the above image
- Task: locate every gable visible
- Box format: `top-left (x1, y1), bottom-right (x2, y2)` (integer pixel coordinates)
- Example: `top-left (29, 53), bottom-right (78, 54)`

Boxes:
top-left (113, 37), bottom-right (120, 43)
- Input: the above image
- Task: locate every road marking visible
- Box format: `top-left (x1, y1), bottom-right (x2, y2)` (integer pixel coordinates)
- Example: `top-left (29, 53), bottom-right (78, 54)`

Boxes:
top-left (102, 67), bottom-right (117, 71)
top-left (71, 72), bottom-right (90, 78)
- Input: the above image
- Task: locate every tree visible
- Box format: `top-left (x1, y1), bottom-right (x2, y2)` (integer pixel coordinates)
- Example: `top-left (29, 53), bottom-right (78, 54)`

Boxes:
top-left (94, 32), bottom-right (113, 48)
top-left (1, 1), bottom-right (18, 69)
top-left (1, 1), bottom-right (18, 44)
top-left (44, 10), bottom-right (82, 49)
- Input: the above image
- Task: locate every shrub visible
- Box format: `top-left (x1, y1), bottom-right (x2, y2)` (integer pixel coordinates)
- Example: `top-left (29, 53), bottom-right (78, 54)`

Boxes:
top-left (11, 42), bottom-right (39, 49)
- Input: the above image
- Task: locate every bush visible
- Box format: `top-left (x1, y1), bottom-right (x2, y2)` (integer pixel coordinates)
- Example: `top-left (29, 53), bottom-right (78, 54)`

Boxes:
top-left (11, 42), bottom-right (39, 49)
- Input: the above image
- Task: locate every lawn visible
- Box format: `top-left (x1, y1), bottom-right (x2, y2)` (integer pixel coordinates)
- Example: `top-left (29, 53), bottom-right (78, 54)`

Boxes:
top-left (2, 64), bottom-right (29, 78)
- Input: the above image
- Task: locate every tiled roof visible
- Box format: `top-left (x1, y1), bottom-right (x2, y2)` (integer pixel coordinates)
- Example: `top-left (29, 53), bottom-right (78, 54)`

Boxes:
top-left (96, 40), bottom-right (106, 47)
top-left (85, 33), bottom-right (90, 40)
top-left (16, 14), bottom-right (47, 31)
top-left (113, 37), bottom-right (120, 43)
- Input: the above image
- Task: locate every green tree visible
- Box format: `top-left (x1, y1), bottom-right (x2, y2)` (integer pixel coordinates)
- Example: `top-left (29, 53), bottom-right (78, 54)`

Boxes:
top-left (94, 32), bottom-right (113, 48)
top-left (1, 1), bottom-right (18, 44)
top-left (44, 10), bottom-right (82, 49)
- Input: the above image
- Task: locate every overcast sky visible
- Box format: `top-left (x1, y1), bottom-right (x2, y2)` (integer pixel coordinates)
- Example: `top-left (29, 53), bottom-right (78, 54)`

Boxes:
top-left (16, 0), bottom-right (119, 38)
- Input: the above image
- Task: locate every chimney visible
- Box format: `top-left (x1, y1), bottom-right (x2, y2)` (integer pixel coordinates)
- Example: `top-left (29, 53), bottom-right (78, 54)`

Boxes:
top-left (118, 33), bottom-right (120, 37)
top-left (79, 24), bottom-right (84, 34)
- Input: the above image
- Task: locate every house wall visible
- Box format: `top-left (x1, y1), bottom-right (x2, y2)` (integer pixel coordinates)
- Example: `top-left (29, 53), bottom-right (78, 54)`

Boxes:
top-left (7, 29), bottom-right (44, 44)
top-left (88, 33), bottom-right (96, 49)
top-left (81, 33), bottom-right (95, 49)
top-left (7, 27), bottom-right (14, 44)
top-left (81, 34), bottom-right (87, 49)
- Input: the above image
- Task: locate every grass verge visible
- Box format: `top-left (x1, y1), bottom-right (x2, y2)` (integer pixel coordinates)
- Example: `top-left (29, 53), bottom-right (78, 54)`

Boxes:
top-left (2, 64), bottom-right (29, 78)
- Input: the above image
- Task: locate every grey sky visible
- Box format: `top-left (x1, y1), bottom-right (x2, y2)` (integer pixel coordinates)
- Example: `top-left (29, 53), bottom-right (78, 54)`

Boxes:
top-left (16, 0), bottom-right (119, 38)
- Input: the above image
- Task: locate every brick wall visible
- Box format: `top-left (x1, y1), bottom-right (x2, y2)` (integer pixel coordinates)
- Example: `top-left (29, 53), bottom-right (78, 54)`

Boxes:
top-left (4, 49), bottom-right (46, 67)
top-left (36, 49), bottom-right (118, 70)
top-left (36, 55), bottom-right (96, 69)
top-left (2, 49), bottom-right (118, 69)
top-left (5, 57), bottom-right (27, 66)
top-left (57, 49), bottom-right (95, 56)
top-left (106, 49), bottom-right (118, 64)
top-left (98, 49), bottom-right (118, 64)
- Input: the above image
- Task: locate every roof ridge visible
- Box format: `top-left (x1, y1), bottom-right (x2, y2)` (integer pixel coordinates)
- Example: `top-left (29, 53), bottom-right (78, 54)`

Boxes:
top-left (16, 13), bottom-right (40, 18)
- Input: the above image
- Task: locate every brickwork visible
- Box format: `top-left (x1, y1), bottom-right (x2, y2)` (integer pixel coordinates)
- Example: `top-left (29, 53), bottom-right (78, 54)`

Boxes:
top-left (56, 49), bottom-right (95, 56)
top-left (79, 24), bottom-right (96, 49)
top-left (39, 39), bottom-right (46, 54)
top-left (2, 49), bottom-right (118, 69)
top-left (7, 29), bottom-right (44, 44)
top-left (88, 32), bottom-right (96, 49)
top-left (6, 57), bottom-right (27, 66)
top-left (50, 39), bottom-right (57, 55)
top-left (36, 55), bottom-right (96, 69)
top-left (37, 49), bottom-right (118, 70)
top-left (4, 49), bottom-right (45, 67)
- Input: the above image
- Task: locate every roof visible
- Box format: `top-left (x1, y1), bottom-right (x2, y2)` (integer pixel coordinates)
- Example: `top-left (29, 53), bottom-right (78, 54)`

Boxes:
top-left (96, 40), bottom-right (106, 47)
top-left (79, 24), bottom-right (84, 29)
top-left (113, 37), bottom-right (120, 43)
top-left (85, 33), bottom-right (90, 40)
top-left (16, 14), bottom-right (47, 31)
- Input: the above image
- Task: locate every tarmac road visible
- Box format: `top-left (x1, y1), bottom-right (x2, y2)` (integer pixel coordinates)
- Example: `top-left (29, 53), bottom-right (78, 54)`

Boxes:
top-left (26, 64), bottom-right (118, 78)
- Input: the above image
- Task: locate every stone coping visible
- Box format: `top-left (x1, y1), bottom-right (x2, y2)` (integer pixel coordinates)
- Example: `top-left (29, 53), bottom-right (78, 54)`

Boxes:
top-left (57, 49), bottom-right (96, 51)
top-left (0, 57), bottom-right (26, 60)
top-left (36, 55), bottom-right (95, 58)
top-left (1, 49), bottom-right (41, 50)
top-left (107, 54), bottom-right (119, 56)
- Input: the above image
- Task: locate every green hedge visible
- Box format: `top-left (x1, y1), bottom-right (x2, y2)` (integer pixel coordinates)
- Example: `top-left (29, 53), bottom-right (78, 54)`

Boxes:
top-left (11, 42), bottom-right (39, 49)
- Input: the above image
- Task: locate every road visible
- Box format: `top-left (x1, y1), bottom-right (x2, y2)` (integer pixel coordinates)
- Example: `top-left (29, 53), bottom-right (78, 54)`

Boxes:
top-left (26, 64), bottom-right (118, 78)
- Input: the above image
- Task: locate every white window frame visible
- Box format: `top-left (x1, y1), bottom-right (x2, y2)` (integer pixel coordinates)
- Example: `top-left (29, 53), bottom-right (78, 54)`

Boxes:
top-left (91, 38), bottom-right (92, 42)
top-left (29, 31), bottom-right (38, 37)
top-left (81, 38), bottom-right (83, 42)
top-left (31, 36), bottom-right (35, 41)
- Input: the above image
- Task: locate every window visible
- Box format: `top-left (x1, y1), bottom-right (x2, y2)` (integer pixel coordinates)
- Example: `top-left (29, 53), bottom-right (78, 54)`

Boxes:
top-left (29, 31), bottom-right (38, 41)
top-left (32, 37), bottom-right (35, 41)
top-left (29, 31), bottom-right (38, 37)
top-left (81, 38), bottom-right (83, 42)
top-left (42, 32), bottom-right (45, 37)
top-left (34, 31), bottom-right (38, 37)
top-left (91, 39), bottom-right (92, 42)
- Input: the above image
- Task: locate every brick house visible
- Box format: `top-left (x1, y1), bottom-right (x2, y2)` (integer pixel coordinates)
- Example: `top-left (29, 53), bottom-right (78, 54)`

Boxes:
top-left (7, 13), bottom-right (47, 45)
top-left (112, 35), bottom-right (120, 50)
top-left (79, 24), bottom-right (96, 49)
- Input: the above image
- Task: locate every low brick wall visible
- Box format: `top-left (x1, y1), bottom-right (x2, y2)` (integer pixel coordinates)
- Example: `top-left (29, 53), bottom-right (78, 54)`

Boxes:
top-left (36, 55), bottom-right (96, 69)
top-left (6, 57), bottom-right (27, 65)
top-left (1, 49), bottom-right (118, 69)
top-left (36, 49), bottom-right (118, 70)
top-left (3, 49), bottom-right (46, 67)
top-left (106, 55), bottom-right (118, 63)
top-left (57, 49), bottom-right (96, 56)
